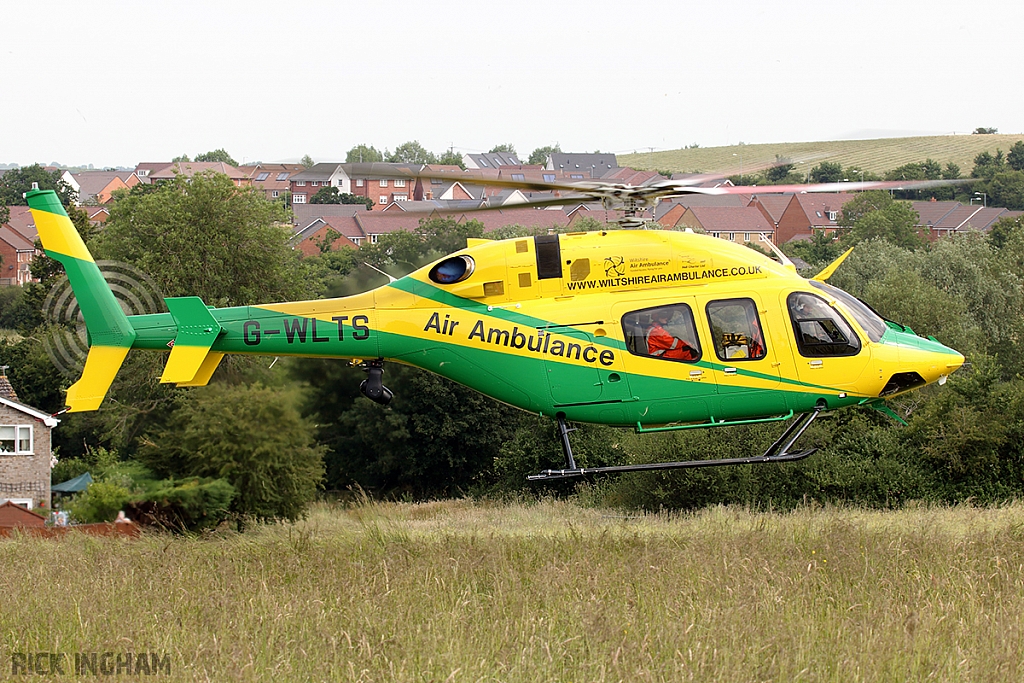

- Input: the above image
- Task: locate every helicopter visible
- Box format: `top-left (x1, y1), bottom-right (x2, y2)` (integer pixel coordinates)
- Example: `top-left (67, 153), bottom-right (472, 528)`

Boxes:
top-left (25, 170), bottom-right (965, 480)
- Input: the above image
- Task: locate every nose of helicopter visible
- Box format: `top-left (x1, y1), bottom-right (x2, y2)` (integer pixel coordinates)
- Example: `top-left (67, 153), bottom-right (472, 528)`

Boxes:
top-left (889, 330), bottom-right (965, 391)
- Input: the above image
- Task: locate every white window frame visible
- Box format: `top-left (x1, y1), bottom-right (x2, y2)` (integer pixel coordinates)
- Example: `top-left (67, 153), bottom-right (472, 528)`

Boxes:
top-left (293, 194), bottom-right (306, 204)
top-left (0, 425), bottom-right (32, 454)
top-left (271, 190), bottom-right (280, 198)
top-left (394, 179), bottom-right (406, 187)
top-left (296, 180), bottom-right (306, 186)
top-left (356, 179), bottom-right (364, 187)
top-left (379, 195), bottom-right (388, 205)
top-left (379, 179), bottom-right (388, 187)
top-left (370, 234), bottom-right (380, 244)
top-left (1, 498), bottom-right (33, 509)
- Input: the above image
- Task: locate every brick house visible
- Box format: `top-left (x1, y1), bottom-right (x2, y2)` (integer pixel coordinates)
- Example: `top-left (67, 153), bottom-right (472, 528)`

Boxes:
top-left (775, 193), bottom-right (855, 244)
top-left (68, 171), bottom-right (140, 205)
top-left (0, 375), bottom-right (58, 511)
top-left (673, 206), bottom-right (776, 248)
top-left (0, 227), bottom-right (37, 286)
top-left (148, 162), bottom-right (251, 187)
top-left (289, 164), bottom-right (350, 205)
top-left (239, 163), bottom-right (305, 201)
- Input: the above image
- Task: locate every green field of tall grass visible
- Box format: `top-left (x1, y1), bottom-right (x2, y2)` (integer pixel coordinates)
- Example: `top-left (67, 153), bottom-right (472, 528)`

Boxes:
top-left (618, 133), bottom-right (1024, 176)
top-left (4, 499), bottom-right (1024, 682)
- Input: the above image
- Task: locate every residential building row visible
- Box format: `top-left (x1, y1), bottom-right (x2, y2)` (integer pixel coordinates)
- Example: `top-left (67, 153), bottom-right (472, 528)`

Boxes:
top-left (3, 154), bottom-right (1021, 287)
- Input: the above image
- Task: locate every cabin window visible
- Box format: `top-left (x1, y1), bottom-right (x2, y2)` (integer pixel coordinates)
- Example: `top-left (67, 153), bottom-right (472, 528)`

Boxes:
top-left (255, 172), bottom-right (269, 181)
top-left (429, 255), bottom-right (475, 284)
top-left (808, 281), bottom-right (886, 342)
top-left (621, 304), bottom-right (701, 362)
top-left (0, 426), bottom-right (32, 454)
top-left (543, 174), bottom-right (556, 182)
top-left (788, 292), bottom-right (861, 357)
top-left (705, 298), bottom-right (766, 361)
top-left (534, 235), bottom-right (562, 279)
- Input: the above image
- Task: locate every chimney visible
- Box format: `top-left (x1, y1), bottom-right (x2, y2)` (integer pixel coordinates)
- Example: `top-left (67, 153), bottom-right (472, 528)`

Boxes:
top-left (0, 366), bottom-right (19, 402)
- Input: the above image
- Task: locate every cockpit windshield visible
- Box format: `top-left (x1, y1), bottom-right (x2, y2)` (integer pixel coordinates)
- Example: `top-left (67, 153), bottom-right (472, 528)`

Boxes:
top-left (808, 281), bottom-right (887, 342)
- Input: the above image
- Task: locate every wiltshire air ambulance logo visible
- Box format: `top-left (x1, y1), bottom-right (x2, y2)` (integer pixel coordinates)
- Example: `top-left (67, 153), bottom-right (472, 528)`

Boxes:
top-left (604, 256), bottom-right (625, 277)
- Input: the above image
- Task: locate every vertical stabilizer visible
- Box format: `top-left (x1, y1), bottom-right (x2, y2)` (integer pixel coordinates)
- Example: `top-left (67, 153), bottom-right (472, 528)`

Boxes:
top-left (25, 189), bottom-right (136, 411)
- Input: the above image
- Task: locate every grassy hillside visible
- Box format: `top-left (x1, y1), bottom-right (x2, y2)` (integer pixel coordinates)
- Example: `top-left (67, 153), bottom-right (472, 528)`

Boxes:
top-left (4, 499), bottom-right (1024, 681)
top-left (618, 133), bottom-right (1024, 177)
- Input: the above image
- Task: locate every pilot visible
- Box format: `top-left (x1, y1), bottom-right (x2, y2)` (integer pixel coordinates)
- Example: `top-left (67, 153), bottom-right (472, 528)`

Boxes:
top-left (646, 309), bottom-right (698, 361)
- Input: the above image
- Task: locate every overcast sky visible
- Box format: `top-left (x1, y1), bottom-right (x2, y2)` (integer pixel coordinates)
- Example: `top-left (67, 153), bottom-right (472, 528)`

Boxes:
top-left (3, 0), bottom-right (1020, 168)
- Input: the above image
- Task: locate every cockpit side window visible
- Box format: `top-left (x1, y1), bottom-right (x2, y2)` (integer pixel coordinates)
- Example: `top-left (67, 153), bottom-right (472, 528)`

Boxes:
top-left (808, 281), bottom-right (886, 342)
top-left (705, 298), bottom-right (767, 361)
top-left (622, 304), bottom-right (702, 362)
top-left (788, 292), bottom-right (861, 357)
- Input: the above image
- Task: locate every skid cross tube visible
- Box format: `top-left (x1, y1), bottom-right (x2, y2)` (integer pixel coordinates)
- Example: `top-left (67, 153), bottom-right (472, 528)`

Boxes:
top-left (528, 406), bottom-right (824, 481)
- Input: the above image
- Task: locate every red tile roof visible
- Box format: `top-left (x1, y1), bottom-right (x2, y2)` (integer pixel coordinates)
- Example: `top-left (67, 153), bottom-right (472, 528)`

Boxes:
top-left (683, 206), bottom-right (774, 234)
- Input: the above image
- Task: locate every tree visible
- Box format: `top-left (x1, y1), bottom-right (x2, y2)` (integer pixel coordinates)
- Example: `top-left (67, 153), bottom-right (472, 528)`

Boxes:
top-left (528, 144), bottom-right (561, 166)
top-left (194, 148), bottom-right (238, 166)
top-left (93, 171), bottom-right (308, 307)
top-left (972, 150), bottom-right (1005, 180)
top-left (808, 161), bottom-right (843, 184)
top-left (763, 156), bottom-right (796, 184)
top-left (489, 144), bottom-right (517, 155)
top-left (309, 186), bottom-right (374, 209)
top-left (1007, 141), bottom-right (1024, 172)
top-left (436, 149), bottom-right (466, 168)
top-left (386, 141), bottom-right (437, 164)
top-left (138, 384), bottom-right (324, 526)
top-left (172, 154), bottom-right (191, 163)
top-left (310, 186), bottom-right (342, 204)
top-left (346, 145), bottom-right (383, 163)
top-left (0, 164), bottom-right (78, 208)
top-left (843, 200), bottom-right (925, 249)
top-left (974, 127), bottom-right (998, 134)
top-left (300, 154), bottom-right (315, 169)
top-left (987, 171), bottom-right (1024, 210)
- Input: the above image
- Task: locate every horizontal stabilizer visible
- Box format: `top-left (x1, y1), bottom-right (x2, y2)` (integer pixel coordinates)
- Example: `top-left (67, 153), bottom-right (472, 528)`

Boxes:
top-left (175, 352), bottom-right (225, 387)
top-left (160, 296), bottom-right (223, 384)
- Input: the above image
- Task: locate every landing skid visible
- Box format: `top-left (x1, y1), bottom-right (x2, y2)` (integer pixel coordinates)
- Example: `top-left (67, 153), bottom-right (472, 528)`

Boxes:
top-left (528, 406), bottom-right (823, 481)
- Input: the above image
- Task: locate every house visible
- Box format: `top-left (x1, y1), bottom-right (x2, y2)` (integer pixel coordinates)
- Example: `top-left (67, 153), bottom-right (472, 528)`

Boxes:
top-left (0, 373), bottom-right (58, 511)
top-left (148, 162), bottom-right (250, 187)
top-left (133, 162), bottom-right (173, 183)
top-left (747, 195), bottom-right (793, 231)
top-left (4, 206), bottom-right (38, 242)
top-left (290, 164), bottom-right (351, 205)
top-left (546, 153), bottom-right (618, 178)
top-left (775, 193), bottom-right (855, 244)
top-left (0, 227), bottom-right (37, 285)
top-left (290, 203), bottom-right (368, 228)
top-left (85, 207), bottom-right (110, 227)
top-left (69, 171), bottom-right (140, 204)
top-left (656, 195), bottom-right (750, 225)
top-left (673, 206), bottom-right (775, 247)
top-left (910, 200), bottom-right (1020, 238)
top-left (239, 163), bottom-right (305, 201)
top-left (463, 151), bottom-right (522, 169)
top-left (290, 216), bottom-right (361, 256)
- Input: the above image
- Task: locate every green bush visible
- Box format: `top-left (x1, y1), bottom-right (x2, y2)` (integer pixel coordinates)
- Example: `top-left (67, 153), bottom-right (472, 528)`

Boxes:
top-left (67, 480), bottom-right (134, 523)
top-left (126, 477), bottom-right (236, 532)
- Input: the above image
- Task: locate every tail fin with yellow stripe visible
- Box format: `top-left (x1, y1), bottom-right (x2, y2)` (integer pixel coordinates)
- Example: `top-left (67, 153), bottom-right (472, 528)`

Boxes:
top-left (26, 188), bottom-right (136, 411)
